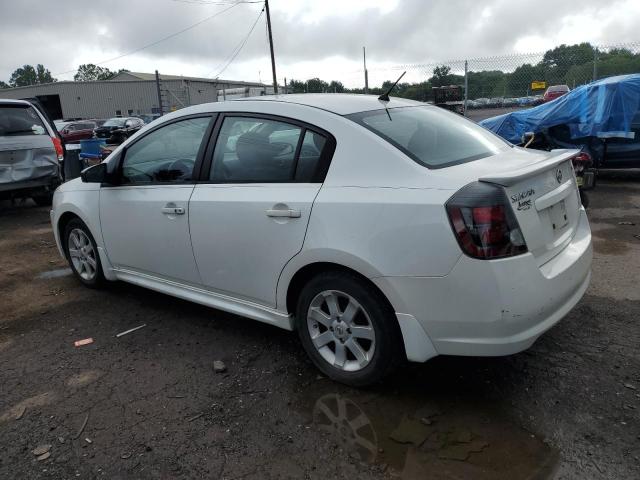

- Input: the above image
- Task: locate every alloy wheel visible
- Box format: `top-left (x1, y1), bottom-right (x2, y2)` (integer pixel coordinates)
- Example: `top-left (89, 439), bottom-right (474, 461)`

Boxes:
top-left (68, 228), bottom-right (97, 281)
top-left (306, 290), bottom-right (376, 372)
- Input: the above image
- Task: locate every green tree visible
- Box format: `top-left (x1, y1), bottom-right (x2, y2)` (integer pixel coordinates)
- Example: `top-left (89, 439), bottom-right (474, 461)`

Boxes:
top-left (429, 65), bottom-right (464, 88)
top-left (306, 77), bottom-right (329, 93)
top-left (540, 43), bottom-right (595, 82)
top-left (0, 80), bottom-right (9, 89)
top-left (287, 79), bottom-right (306, 93)
top-left (328, 80), bottom-right (345, 93)
top-left (9, 64), bottom-right (56, 87)
top-left (74, 64), bottom-right (117, 81)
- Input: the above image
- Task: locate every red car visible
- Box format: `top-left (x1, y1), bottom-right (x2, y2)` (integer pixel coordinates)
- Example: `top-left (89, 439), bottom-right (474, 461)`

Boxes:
top-left (543, 84), bottom-right (570, 103)
top-left (57, 120), bottom-right (98, 143)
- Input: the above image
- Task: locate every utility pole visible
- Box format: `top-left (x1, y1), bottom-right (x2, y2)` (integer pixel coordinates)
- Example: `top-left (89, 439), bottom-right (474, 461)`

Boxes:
top-left (155, 70), bottom-right (164, 116)
top-left (284, 77), bottom-right (287, 94)
top-left (463, 60), bottom-right (468, 117)
top-left (264, 0), bottom-right (278, 94)
top-left (363, 46), bottom-right (369, 94)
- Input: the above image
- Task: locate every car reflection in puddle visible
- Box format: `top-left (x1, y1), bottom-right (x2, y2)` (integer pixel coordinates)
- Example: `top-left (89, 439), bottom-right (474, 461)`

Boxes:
top-left (310, 390), bottom-right (558, 479)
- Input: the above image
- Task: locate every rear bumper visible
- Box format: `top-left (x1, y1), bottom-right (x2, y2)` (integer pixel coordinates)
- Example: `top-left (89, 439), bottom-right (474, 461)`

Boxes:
top-left (375, 209), bottom-right (592, 358)
top-left (0, 177), bottom-right (61, 195)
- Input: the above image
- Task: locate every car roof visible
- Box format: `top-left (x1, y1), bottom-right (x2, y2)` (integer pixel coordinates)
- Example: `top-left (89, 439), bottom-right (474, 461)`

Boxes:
top-left (0, 98), bottom-right (33, 106)
top-left (232, 93), bottom-right (425, 115)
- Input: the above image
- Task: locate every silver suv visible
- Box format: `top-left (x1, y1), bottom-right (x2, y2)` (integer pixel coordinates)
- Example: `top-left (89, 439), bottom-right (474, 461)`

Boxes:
top-left (0, 99), bottom-right (63, 206)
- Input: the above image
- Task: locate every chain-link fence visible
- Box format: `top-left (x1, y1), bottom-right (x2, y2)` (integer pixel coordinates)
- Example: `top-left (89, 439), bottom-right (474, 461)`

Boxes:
top-left (332, 41), bottom-right (640, 115)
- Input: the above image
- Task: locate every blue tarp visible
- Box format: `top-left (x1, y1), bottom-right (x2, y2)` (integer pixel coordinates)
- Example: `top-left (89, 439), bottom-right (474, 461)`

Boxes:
top-left (479, 74), bottom-right (640, 144)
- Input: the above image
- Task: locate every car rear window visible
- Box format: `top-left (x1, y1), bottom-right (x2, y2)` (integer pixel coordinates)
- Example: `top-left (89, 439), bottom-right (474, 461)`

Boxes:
top-left (347, 106), bottom-right (509, 168)
top-left (0, 105), bottom-right (47, 137)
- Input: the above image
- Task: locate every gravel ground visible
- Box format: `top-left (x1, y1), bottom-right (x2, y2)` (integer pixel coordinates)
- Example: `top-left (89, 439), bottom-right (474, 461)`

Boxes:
top-left (0, 174), bottom-right (639, 479)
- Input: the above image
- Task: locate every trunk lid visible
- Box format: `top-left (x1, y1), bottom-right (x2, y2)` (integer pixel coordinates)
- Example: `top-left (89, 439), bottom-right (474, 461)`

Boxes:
top-left (479, 148), bottom-right (581, 265)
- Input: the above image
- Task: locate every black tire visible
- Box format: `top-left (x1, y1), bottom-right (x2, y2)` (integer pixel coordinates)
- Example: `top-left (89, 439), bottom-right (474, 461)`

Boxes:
top-left (32, 193), bottom-right (53, 207)
top-left (296, 271), bottom-right (403, 387)
top-left (63, 217), bottom-right (105, 288)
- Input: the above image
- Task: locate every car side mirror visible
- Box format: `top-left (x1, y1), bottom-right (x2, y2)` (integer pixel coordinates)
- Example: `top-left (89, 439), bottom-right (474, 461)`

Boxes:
top-left (81, 163), bottom-right (110, 184)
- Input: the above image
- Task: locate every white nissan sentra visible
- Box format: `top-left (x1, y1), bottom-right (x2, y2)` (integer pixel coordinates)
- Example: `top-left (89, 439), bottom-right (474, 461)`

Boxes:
top-left (51, 94), bottom-right (592, 386)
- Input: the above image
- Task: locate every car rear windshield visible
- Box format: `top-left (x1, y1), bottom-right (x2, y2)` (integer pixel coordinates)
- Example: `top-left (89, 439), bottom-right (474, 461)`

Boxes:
top-left (346, 106), bottom-right (509, 168)
top-left (0, 105), bottom-right (48, 137)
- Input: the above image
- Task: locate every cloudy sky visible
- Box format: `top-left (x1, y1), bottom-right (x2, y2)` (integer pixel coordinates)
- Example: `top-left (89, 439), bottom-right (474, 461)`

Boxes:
top-left (1, 0), bottom-right (639, 87)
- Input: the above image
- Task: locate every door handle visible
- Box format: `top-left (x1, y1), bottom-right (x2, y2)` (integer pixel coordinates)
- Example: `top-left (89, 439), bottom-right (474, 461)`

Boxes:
top-left (162, 206), bottom-right (185, 215)
top-left (266, 208), bottom-right (301, 218)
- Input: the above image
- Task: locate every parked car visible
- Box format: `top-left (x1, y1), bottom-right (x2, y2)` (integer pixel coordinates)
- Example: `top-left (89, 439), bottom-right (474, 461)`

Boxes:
top-left (58, 120), bottom-right (98, 143)
top-left (480, 74), bottom-right (640, 170)
top-left (136, 113), bottom-right (161, 125)
top-left (54, 120), bottom-right (72, 132)
top-left (94, 117), bottom-right (144, 144)
top-left (88, 118), bottom-right (107, 128)
top-left (51, 94), bottom-right (592, 386)
top-left (543, 84), bottom-right (570, 103)
top-left (0, 99), bottom-right (64, 205)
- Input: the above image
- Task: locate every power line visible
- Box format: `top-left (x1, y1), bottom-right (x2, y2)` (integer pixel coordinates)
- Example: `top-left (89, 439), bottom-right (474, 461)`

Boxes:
top-left (209, 7), bottom-right (264, 79)
top-left (54, 2), bottom-right (242, 77)
top-left (169, 0), bottom-right (261, 4)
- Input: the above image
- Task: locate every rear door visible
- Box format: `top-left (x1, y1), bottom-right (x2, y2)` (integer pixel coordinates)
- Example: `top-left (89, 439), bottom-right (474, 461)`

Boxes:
top-left (189, 113), bottom-right (334, 307)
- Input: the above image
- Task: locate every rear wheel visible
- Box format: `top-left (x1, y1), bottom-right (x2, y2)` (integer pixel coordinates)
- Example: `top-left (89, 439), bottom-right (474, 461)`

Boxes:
top-left (296, 271), bottom-right (403, 386)
top-left (63, 218), bottom-right (105, 288)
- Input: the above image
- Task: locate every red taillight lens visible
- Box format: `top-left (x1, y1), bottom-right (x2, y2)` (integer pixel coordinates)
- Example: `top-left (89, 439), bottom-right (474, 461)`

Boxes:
top-left (51, 136), bottom-right (64, 161)
top-left (571, 151), bottom-right (592, 173)
top-left (446, 182), bottom-right (528, 260)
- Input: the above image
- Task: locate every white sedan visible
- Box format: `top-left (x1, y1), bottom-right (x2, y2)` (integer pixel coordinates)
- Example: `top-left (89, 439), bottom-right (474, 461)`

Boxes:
top-left (51, 94), bottom-right (592, 386)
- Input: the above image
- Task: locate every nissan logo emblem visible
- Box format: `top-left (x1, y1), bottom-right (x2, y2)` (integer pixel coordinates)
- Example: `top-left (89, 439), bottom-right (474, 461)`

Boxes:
top-left (556, 168), bottom-right (563, 184)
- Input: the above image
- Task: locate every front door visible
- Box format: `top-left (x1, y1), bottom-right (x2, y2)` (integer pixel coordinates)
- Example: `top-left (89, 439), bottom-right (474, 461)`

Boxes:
top-left (189, 114), bottom-right (333, 307)
top-left (100, 115), bottom-right (213, 284)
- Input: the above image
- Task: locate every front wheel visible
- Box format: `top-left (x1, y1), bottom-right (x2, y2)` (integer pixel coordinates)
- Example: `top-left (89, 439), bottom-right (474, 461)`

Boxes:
top-left (63, 218), bottom-right (105, 288)
top-left (296, 271), bottom-right (403, 387)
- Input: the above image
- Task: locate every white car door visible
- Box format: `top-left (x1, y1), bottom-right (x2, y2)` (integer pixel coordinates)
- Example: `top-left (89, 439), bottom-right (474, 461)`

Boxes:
top-left (189, 114), bottom-right (334, 307)
top-left (100, 115), bottom-right (214, 284)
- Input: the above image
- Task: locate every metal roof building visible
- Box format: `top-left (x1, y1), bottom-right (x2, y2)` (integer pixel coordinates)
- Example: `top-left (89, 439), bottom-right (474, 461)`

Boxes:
top-left (0, 72), bottom-right (268, 120)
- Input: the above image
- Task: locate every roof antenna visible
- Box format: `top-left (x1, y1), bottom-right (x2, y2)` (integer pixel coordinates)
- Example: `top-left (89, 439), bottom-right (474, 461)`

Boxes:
top-left (378, 71), bottom-right (406, 102)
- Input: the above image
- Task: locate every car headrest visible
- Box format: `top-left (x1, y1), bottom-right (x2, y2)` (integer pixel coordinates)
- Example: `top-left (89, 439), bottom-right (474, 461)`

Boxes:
top-left (236, 132), bottom-right (274, 164)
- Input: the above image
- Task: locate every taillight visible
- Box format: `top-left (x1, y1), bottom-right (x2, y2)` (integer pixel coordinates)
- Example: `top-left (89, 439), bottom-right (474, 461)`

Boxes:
top-left (446, 182), bottom-right (527, 260)
top-left (51, 136), bottom-right (64, 161)
top-left (571, 151), bottom-right (592, 173)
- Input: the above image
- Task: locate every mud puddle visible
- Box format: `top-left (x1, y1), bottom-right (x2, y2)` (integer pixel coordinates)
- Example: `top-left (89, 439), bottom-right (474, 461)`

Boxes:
top-left (296, 384), bottom-right (558, 479)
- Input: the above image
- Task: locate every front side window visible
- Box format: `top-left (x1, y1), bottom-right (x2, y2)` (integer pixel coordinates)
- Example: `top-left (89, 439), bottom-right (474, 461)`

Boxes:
top-left (121, 117), bottom-right (210, 184)
top-left (347, 106), bottom-right (509, 168)
top-left (210, 117), bottom-right (304, 182)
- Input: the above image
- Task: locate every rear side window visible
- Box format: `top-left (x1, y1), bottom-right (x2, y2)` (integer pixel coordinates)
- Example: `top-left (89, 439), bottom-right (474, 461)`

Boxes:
top-left (210, 116), bottom-right (329, 183)
top-left (347, 106), bottom-right (509, 168)
top-left (0, 105), bottom-right (47, 136)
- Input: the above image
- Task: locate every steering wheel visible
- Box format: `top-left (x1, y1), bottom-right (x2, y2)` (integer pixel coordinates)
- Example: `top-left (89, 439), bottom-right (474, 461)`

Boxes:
top-left (167, 159), bottom-right (194, 180)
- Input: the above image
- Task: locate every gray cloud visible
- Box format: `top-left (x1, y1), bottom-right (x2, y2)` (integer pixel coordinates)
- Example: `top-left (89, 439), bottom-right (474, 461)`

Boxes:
top-left (0, 0), bottom-right (637, 83)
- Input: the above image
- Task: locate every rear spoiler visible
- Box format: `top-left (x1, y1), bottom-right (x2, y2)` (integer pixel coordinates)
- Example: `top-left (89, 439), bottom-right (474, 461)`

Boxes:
top-left (479, 149), bottom-right (579, 187)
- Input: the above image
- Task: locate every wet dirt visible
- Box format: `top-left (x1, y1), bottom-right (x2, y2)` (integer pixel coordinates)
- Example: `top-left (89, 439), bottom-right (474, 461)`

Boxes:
top-left (1, 182), bottom-right (640, 479)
